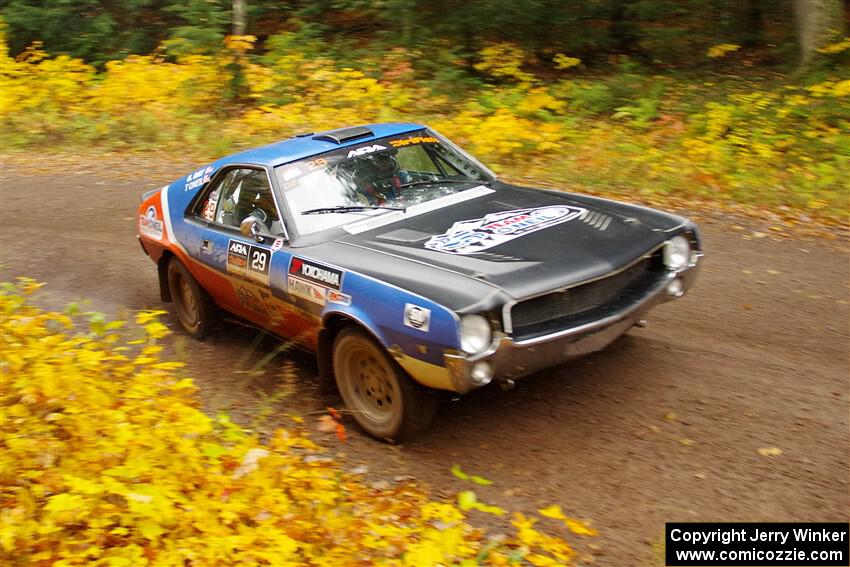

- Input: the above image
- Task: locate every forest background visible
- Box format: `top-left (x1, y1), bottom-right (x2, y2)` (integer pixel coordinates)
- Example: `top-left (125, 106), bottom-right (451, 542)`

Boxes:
top-left (1, 0), bottom-right (848, 226)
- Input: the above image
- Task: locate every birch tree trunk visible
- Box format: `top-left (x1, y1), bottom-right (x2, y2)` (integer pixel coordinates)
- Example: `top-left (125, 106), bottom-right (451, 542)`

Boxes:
top-left (793, 0), bottom-right (845, 70)
top-left (233, 0), bottom-right (246, 36)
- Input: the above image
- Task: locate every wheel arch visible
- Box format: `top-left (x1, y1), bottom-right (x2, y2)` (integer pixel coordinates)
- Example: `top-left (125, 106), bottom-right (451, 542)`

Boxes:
top-left (157, 250), bottom-right (175, 302)
top-left (318, 311), bottom-right (389, 382)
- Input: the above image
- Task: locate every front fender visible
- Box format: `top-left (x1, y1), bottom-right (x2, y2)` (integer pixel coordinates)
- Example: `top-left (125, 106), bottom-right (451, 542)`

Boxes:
top-left (321, 273), bottom-right (461, 391)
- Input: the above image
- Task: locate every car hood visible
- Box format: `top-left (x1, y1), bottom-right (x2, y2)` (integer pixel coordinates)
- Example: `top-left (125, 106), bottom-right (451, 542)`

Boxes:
top-left (320, 183), bottom-right (690, 310)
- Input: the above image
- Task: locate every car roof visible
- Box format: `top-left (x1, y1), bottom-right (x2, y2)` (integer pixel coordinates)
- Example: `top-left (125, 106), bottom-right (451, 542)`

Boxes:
top-left (216, 122), bottom-right (426, 168)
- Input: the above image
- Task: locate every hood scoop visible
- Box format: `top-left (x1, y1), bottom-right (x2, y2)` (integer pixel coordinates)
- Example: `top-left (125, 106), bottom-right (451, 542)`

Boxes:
top-left (376, 228), bottom-right (432, 243)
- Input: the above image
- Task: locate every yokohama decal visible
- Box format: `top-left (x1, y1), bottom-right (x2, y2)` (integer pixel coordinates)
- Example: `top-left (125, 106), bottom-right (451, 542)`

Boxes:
top-left (288, 258), bottom-right (342, 290)
top-left (424, 205), bottom-right (586, 255)
top-left (286, 257), bottom-right (344, 306)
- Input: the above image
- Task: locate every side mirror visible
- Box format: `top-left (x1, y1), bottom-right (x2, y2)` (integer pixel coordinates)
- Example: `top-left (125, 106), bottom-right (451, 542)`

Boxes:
top-left (240, 217), bottom-right (264, 243)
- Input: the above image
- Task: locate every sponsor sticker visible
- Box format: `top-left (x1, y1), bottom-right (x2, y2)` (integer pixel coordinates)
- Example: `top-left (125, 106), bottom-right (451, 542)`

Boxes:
top-left (281, 166), bottom-right (301, 181)
top-left (390, 136), bottom-right (438, 148)
top-left (326, 290), bottom-right (352, 306)
top-left (347, 144), bottom-right (386, 158)
top-left (200, 188), bottom-right (219, 222)
top-left (227, 239), bottom-right (271, 285)
top-left (185, 165), bottom-right (213, 191)
top-left (139, 205), bottom-right (164, 240)
top-left (288, 258), bottom-right (343, 290)
top-left (271, 238), bottom-right (284, 252)
top-left (404, 303), bottom-right (430, 332)
top-left (288, 277), bottom-right (327, 305)
top-left (424, 205), bottom-right (586, 255)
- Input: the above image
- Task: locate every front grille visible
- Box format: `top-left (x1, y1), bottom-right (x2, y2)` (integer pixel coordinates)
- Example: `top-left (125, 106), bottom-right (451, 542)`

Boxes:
top-left (509, 251), bottom-right (666, 341)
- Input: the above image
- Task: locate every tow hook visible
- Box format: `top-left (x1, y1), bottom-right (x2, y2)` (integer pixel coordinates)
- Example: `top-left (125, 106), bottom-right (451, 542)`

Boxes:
top-left (499, 378), bottom-right (516, 392)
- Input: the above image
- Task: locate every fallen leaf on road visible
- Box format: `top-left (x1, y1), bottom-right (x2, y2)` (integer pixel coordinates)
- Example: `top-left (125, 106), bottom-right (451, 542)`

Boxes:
top-left (539, 504), bottom-right (567, 520)
top-left (450, 464), bottom-right (469, 481)
top-left (758, 447), bottom-right (783, 457)
top-left (566, 518), bottom-right (599, 537)
top-left (680, 438), bottom-right (695, 446)
top-left (662, 412), bottom-right (677, 422)
top-left (458, 490), bottom-right (477, 511)
top-left (317, 415), bottom-right (337, 433)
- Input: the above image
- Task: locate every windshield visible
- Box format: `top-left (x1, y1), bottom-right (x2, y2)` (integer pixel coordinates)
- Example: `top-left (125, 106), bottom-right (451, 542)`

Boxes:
top-left (274, 130), bottom-right (491, 235)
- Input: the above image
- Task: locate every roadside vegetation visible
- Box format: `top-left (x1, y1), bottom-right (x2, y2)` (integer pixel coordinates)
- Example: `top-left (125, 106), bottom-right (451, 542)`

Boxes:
top-left (0, 280), bottom-right (597, 565)
top-left (1, 2), bottom-right (848, 226)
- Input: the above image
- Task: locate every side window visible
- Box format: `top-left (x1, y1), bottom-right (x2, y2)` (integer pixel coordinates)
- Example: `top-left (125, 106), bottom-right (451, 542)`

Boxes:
top-left (199, 168), bottom-right (283, 234)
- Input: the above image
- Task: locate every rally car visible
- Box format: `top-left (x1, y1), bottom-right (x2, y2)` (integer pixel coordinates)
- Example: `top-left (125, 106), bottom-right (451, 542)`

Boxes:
top-left (138, 123), bottom-right (702, 441)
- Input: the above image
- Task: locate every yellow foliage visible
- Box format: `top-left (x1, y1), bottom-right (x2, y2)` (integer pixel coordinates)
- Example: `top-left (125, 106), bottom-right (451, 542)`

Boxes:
top-left (0, 282), bottom-right (580, 565)
top-left (817, 37), bottom-right (850, 54)
top-left (706, 43), bottom-right (741, 58)
top-left (553, 54), bottom-right (581, 70)
top-left (474, 43), bottom-right (536, 84)
top-left (0, 32), bottom-right (847, 223)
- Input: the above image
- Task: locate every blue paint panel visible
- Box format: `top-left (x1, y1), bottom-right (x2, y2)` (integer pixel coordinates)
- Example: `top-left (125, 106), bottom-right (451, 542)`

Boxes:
top-left (327, 272), bottom-right (460, 366)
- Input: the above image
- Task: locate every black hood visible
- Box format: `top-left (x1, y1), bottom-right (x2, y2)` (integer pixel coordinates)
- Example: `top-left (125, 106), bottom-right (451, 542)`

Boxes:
top-left (307, 183), bottom-right (692, 312)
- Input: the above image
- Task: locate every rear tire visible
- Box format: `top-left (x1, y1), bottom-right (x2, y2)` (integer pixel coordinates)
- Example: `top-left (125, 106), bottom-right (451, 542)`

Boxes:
top-left (167, 257), bottom-right (217, 339)
top-left (333, 326), bottom-right (438, 442)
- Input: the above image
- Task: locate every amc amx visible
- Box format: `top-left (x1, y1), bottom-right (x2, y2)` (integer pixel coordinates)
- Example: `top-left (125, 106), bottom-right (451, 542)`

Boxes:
top-left (138, 123), bottom-right (702, 441)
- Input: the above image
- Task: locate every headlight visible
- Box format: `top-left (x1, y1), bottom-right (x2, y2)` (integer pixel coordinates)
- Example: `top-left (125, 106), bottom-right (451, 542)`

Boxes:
top-left (460, 314), bottom-right (492, 355)
top-left (663, 235), bottom-right (691, 270)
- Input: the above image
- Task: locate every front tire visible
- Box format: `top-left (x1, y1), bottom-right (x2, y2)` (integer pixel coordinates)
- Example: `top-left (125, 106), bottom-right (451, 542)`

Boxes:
top-left (333, 327), bottom-right (438, 442)
top-left (166, 257), bottom-right (217, 339)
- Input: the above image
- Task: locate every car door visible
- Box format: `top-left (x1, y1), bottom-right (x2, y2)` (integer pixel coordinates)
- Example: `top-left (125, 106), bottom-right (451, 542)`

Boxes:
top-left (190, 166), bottom-right (288, 326)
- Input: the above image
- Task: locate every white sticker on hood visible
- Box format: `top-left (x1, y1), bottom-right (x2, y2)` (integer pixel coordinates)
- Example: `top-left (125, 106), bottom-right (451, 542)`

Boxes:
top-left (424, 205), bottom-right (586, 255)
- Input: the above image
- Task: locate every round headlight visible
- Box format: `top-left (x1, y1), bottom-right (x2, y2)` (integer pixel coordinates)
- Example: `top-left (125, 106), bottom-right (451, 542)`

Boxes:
top-left (664, 235), bottom-right (691, 270)
top-left (460, 314), bottom-right (492, 355)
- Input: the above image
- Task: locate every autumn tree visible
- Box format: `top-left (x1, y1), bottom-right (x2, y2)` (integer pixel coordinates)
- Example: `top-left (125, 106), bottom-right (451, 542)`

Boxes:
top-left (793, 0), bottom-right (846, 70)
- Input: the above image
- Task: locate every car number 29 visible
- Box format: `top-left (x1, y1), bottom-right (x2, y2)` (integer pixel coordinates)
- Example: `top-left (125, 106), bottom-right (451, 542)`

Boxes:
top-left (251, 250), bottom-right (267, 272)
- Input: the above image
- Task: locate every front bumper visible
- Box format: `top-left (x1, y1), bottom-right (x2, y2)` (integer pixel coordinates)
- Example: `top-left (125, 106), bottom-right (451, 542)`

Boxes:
top-left (445, 259), bottom-right (701, 394)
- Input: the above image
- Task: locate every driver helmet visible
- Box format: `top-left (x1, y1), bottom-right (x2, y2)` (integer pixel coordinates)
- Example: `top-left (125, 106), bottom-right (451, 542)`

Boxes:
top-left (369, 149), bottom-right (400, 177)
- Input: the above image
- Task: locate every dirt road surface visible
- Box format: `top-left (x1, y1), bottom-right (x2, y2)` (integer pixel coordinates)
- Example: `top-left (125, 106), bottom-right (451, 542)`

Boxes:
top-left (2, 157), bottom-right (848, 565)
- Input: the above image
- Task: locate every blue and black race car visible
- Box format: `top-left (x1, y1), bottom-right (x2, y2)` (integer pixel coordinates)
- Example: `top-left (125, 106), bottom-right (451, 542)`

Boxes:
top-left (138, 123), bottom-right (702, 442)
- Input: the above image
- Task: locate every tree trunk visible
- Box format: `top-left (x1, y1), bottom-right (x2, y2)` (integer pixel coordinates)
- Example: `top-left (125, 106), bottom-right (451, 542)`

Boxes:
top-left (233, 0), bottom-right (246, 36)
top-left (794, 0), bottom-right (846, 70)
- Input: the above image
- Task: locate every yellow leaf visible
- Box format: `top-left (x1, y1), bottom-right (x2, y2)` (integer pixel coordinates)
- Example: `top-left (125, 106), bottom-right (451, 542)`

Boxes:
top-left (565, 518), bottom-right (598, 536)
top-left (538, 504), bottom-right (566, 521)
top-left (457, 490), bottom-right (477, 511)
top-left (470, 474), bottom-right (493, 486)
top-left (451, 464), bottom-right (470, 480)
top-left (44, 493), bottom-right (85, 514)
top-left (138, 520), bottom-right (165, 541)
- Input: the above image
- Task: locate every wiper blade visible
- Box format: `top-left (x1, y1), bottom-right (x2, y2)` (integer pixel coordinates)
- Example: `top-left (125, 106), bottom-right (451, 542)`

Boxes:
top-left (398, 178), bottom-right (481, 189)
top-left (300, 205), bottom-right (406, 215)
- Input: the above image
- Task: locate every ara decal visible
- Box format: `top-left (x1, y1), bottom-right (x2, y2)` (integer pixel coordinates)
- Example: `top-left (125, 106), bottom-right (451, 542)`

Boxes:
top-left (227, 240), bottom-right (271, 285)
